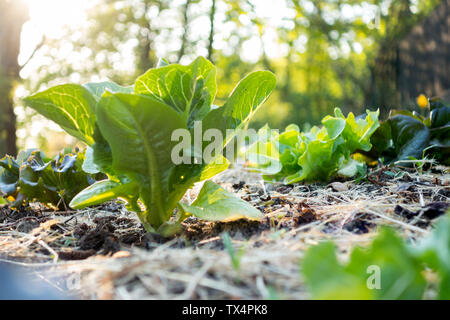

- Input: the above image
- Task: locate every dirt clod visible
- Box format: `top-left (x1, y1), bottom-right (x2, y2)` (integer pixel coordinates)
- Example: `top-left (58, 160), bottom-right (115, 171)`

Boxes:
top-left (232, 181), bottom-right (246, 190)
top-left (276, 185), bottom-right (293, 194)
top-left (394, 202), bottom-right (449, 222)
top-left (58, 249), bottom-right (97, 260)
top-left (422, 202), bottom-right (450, 219)
top-left (343, 213), bottom-right (375, 234)
top-left (293, 202), bottom-right (317, 225)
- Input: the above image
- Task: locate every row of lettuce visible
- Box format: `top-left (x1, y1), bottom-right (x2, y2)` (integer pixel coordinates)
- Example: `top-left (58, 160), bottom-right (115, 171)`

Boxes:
top-left (248, 98), bottom-right (449, 183)
top-left (0, 57), bottom-right (449, 232)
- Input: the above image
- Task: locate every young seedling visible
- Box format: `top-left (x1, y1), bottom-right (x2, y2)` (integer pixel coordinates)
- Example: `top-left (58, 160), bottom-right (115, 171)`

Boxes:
top-left (222, 232), bottom-right (246, 272)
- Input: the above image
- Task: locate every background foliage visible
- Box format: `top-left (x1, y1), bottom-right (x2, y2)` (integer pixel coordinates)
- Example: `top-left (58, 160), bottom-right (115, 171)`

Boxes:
top-left (0, 0), bottom-right (447, 156)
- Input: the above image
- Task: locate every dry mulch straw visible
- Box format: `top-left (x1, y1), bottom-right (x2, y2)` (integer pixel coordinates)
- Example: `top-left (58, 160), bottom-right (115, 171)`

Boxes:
top-left (0, 163), bottom-right (449, 299)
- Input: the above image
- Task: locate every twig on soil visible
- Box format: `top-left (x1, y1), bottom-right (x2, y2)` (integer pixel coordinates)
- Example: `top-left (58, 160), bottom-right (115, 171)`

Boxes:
top-left (176, 260), bottom-right (214, 299)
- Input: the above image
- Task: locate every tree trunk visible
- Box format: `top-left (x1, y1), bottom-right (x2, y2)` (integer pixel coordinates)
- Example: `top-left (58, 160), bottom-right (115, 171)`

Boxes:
top-left (282, 42), bottom-right (293, 100)
top-left (0, 0), bottom-right (28, 157)
top-left (178, 0), bottom-right (192, 62)
top-left (136, 1), bottom-right (156, 74)
top-left (207, 0), bottom-right (216, 62)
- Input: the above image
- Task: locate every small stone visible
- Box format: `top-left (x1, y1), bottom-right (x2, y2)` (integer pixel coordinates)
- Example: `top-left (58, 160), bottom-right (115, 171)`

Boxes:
top-left (329, 182), bottom-right (348, 192)
top-left (112, 251), bottom-right (131, 259)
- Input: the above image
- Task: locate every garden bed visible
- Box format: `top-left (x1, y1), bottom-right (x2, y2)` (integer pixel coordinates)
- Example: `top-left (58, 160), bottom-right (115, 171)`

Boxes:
top-left (0, 164), bottom-right (449, 299)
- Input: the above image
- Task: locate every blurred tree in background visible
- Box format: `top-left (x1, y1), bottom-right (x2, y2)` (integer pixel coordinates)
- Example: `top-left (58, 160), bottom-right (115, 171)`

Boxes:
top-left (0, 0), bottom-right (28, 156)
top-left (1, 0), bottom-right (446, 156)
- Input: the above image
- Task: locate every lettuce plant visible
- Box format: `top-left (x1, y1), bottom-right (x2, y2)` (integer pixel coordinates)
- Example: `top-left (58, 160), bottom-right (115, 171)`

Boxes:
top-left (301, 228), bottom-right (426, 299)
top-left (0, 149), bottom-right (95, 209)
top-left (370, 98), bottom-right (450, 164)
top-left (302, 214), bottom-right (450, 300)
top-left (247, 108), bottom-right (380, 183)
top-left (24, 57), bottom-right (276, 233)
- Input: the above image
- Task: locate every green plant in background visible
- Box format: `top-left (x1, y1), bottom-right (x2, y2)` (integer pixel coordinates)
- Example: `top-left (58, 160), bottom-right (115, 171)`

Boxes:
top-left (222, 232), bottom-right (247, 271)
top-left (0, 149), bottom-right (96, 209)
top-left (23, 57), bottom-right (276, 234)
top-left (247, 108), bottom-right (379, 183)
top-left (248, 97), bottom-right (449, 184)
top-left (301, 214), bottom-right (450, 300)
top-left (413, 214), bottom-right (450, 299)
top-left (370, 98), bottom-right (450, 165)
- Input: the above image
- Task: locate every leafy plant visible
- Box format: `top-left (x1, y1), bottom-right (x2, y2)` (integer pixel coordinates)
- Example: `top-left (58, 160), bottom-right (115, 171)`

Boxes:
top-left (0, 149), bottom-right (96, 209)
top-left (301, 214), bottom-right (450, 300)
top-left (178, 181), bottom-right (262, 222)
top-left (247, 108), bottom-right (379, 183)
top-left (370, 98), bottom-right (450, 165)
top-left (222, 231), bottom-right (247, 271)
top-left (413, 214), bottom-right (450, 299)
top-left (24, 57), bottom-right (276, 233)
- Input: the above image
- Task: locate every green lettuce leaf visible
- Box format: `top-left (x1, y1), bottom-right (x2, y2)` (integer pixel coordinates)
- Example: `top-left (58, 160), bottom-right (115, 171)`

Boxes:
top-left (301, 242), bottom-right (371, 299)
top-left (1, 149), bottom-right (95, 209)
top-left (69, 179), bottom-right (139, 209)
top-left (346, 228), bottom-right (426, 300)
top-left (389, 115), bottom-right (430, 162)
top-left (246, 125), bottom-right (282, 175)
top-left (135, 56), bottom-right (216, 128)
top-left (286, 138), bottom-right (344, 183)
top-left (83, 81), bottom-right (133, 101)
top-left (178, 181), bottom-right (263, 222)
top-left (201, 71), bottom-right (276, 146)
top-left (95, 92), bottom-right (187, 228)
top-left (371, 99), bottom-right (449, 164)
top-left (250, 108), bottom-right (378, 183)
top-left (0, 155), bottom-right (20, 196)
top-left (323, 108), bottom-right (380, 154)
top-left (23, 84), bottom-right (97, 145)
top-left (302, 228), bottom-right (426, 300)
top-left (414, 215), bottom-right (450, 299)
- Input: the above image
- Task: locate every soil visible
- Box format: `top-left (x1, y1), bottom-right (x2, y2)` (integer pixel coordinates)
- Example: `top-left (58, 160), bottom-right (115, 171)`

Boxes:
top-left (0, 164), bottom-right (449, 299)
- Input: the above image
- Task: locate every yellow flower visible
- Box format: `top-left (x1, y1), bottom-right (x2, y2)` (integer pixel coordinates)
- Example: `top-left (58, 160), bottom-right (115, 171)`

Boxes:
top-left (416, 94), bottom-right (428, 109)
top-left (352, 153), bottom-right (377, 167)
